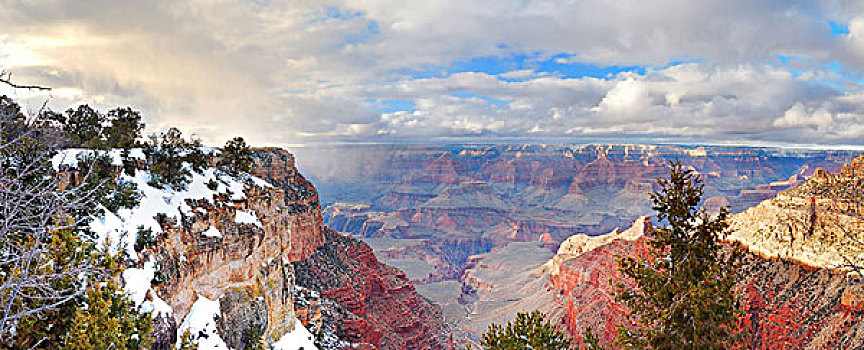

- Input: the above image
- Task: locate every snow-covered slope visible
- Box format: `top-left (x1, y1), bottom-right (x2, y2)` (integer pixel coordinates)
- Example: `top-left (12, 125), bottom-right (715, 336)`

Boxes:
top-left (55, 148), bottom-right (321, 350)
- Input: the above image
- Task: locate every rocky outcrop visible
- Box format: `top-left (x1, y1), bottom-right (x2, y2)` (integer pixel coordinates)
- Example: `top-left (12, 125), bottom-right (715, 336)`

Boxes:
top-left (728, 153), bottom-right (864, 271)
top-left (548, 218), bottom-right (654, 346)
top-left (549, 154), bottom-right (864, 348)
top-left (124, 147), bottom-right (456, 349)
top-left (292, 228), bottom-right (454, 350)
top-left (140, 148), bottom-right (327, 348)
top-left (550, 221), bottom-right (864, 349)
top-left (736, 251), bottom-right (864, 349)
top-left (252, 148), bottom-right (327, 262)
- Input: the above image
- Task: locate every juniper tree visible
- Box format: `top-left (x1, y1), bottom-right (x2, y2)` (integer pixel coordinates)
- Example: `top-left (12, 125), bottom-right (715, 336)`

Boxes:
top-left (104, 107), bottom-right (144, 150)
top-left (615, 160), bottom-right (741, 350)
top-left (219, 136), bottom-right (253, 175)
top-left (478, 310), bottom-right (570, 350)
top-left (62, 104), bottom-right (106, 149)
top-left (146, 127), bottom-right (192, 190)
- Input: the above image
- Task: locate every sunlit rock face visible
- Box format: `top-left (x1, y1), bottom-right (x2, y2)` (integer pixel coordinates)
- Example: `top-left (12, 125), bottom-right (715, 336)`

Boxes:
top-left (97, 147), bottom-right (453, 350)
top-left (545, 154), bottom-right (864, 348)
top-left (137, 148), bottom-right (327, 348)
top-left (292, 228), bottom-right (454, 350)
top-left (728, 153), bottom-right (864, 271)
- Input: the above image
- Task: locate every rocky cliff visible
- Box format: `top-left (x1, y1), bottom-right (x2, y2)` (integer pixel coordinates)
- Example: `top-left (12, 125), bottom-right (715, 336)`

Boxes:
top-left (548, 220), bottom-right (864, 349)
top-left (546, 155), bottom-right (864, 348)
top-left (292, 228), bottom-right (453, 350)
top-left (72, 147), bottom-right (452, 350)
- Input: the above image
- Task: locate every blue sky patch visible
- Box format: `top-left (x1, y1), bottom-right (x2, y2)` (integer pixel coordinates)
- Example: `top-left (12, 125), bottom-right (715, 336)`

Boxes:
top-left (450, 92), bottom-right (511, 107)
top-left (366, 98), bottom-right (416, 113)
top-left (401, 53), bottom-right (648, 81)
top-left (829, 21), bottom-right (850, 36)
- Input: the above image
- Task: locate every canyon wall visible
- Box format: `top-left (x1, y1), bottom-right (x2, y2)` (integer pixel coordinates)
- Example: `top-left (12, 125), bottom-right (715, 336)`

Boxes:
top-left (97, 147), bottom-right (453, 349)
top-left (547, 155), bottom-right (864, 348)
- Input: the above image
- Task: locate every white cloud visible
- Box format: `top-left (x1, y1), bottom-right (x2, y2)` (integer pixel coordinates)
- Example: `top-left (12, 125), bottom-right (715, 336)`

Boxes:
top-left (774, 102), bottom-right (834, 131)
top-left (0, 0), bottom-right (861, 145)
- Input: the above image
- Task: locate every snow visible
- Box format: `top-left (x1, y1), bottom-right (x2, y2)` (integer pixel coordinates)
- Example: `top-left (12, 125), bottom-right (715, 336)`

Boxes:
top-left (202, 226), bottom-right (223, 238)
top-left (272, 318), bottom-right (318, 350)
top-left (88, 167), bottom-right (269, 259)
top-left (51, 148), bottom-right (146, 171)
top-left (122, 259), bottom-right (172, 317)
top-left (69, 149), bottom-right (275, 323)
top-left (249, 174), bottom-right (272, 188)
top-left (235, 210), bottom-right (263, 228)
top-left (177, 295), bottom-right (229, 350)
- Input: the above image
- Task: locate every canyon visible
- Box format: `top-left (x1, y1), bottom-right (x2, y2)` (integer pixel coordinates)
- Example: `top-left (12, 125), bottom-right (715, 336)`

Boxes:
top-left (460, 153), bottom-right (864, 348)
top-left (62, 147), bottom-right (453, 349)
top-left (70, 143), bottom-right (864, 348)
top-left (295, 143), bottom-right (860, 343)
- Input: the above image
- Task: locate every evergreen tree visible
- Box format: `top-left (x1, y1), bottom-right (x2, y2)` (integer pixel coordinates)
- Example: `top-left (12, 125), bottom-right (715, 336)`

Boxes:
top-left (243, 322), bottom-right (265, 350)
top-left (76, 153), bottom-right (140, 215)
top-left (104, 107), bottom-right (144, 149)
top-left (615, 161), bottom-right (741, 349)
top-left (64, 281), bottom-right (153, 350)
top-left (146, 127), bottom-right (192, 190)
top-left (63, 104), bottom-right (106, 149)
top-left (582, 327), bottom-right (604, 350)
top-left (478, 310), bottom-right (570, 350)
top-left (175, 330), bottom-right (199, 350)
top-left (219, 136), bottom-right (253, 175)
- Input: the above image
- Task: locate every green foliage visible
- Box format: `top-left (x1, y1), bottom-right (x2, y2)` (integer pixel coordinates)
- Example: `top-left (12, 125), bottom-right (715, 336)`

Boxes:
top-left (9, 228), bottom-right (152, 350)
top-left (0, 96), bottom-right (150, 347)
top-left (582, 327), bottom-right (604, 350)
top-left (479, 310), bottom-right (571, 350)
top-left (615, 160), bottom-right (742, 350)
top-left (63, 104), bottom-right (107, 149)
top-left (64, 282), bottom-right (153, 350)
top-left (104, 107), bottom-right (144, 150)
top-left (243, 322), bottom-right (265, 350)
top-left (146, 127), bottom-right (193, 190)
top-left (76, 153), bottom-right (141, 215)
top-left (219, 136), bottom-right (253, 175)
top-left (150, 262), bottom-right (166, 286)
top-left (175, 330), bottom-right (199, 350)
top-left (134, 226), bottom-right (156, 252)
top-left (185, 145), bottom-right (209, 173)
top-left (9, 223), bottom-right (96, 349)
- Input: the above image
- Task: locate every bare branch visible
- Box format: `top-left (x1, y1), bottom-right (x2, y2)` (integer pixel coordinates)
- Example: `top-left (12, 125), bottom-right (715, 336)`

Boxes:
top-left (0, 71), bottom-right (50, 91)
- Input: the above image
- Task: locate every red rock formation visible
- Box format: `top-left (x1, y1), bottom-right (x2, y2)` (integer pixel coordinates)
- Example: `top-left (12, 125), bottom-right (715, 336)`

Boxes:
top-left (292, 229), bottom-right (454, 350)
top-left (552, 232), bottom-right (864, 349)
top-left (252, 148), bottom-right (327, 261)
top-left (550, 235), bottom-right (653, 346)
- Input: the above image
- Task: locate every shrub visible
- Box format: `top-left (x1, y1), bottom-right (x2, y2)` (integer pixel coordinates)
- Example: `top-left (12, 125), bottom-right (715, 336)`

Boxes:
top-left (479, 310), bottom-right (570, 350)
top-left (219, 137), bottom-right (253, 175)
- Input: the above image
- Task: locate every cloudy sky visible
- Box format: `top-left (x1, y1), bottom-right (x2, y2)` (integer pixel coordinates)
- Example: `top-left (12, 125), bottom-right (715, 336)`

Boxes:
top-left (2, 0), bottom-right (864, 146)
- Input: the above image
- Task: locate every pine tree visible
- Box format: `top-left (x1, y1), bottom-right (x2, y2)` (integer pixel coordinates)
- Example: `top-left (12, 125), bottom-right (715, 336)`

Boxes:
top-left (219, 137), bottom-right (253, 175)
top-left (146, 127), bottom-right (192, 190)
top-left (478, 310), bottom-right (570, 350)
top-left (615, 160), bottom-right (741, 349)
top-left (243, 322), bottom-right (265, 350)
top-left (63, 104), bottom-right (106, 148)
top-left (64, 281), bottom-right (153, 350)
top-left (104, 107), bottom-right (144, 149)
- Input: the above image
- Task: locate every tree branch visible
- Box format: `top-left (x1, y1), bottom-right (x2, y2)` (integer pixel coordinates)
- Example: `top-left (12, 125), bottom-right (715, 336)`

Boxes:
top-left (0, 71), bottom-right (51, 91)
